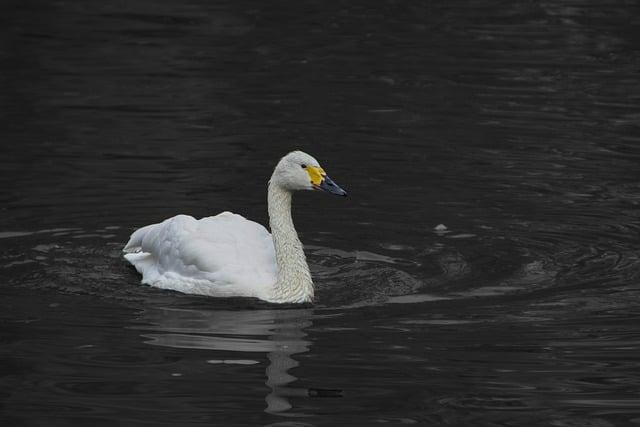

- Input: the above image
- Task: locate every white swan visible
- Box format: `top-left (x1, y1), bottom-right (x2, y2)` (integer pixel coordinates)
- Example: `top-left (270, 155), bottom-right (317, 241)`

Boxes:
top-left (123, 151), bottom-right (346, 304)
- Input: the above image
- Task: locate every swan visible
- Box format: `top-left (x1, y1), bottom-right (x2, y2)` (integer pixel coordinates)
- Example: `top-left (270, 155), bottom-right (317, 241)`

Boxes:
top-left (123, 150), bottom-right (346, 304)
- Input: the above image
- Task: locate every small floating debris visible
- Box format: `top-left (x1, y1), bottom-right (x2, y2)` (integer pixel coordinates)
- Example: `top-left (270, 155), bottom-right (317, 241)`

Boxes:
top-left (433, 224), bottom-right (450, 235)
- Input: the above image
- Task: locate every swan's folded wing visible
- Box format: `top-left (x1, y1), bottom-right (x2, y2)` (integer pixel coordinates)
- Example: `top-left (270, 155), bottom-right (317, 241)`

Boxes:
top-left (123, 213), bottom-right (277, 297)
top-left (194, 212), bottom-right (277, 285)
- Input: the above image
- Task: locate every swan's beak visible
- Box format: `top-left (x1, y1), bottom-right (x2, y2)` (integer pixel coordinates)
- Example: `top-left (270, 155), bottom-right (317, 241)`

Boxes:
top-left (317, 175), bottom-right (347, 196)
top-left (307, 166), bottom-right (347, 197)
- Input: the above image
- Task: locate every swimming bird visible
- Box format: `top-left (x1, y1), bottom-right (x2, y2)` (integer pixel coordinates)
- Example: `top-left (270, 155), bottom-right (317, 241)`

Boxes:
top-left (123, 151), bottom-right (346, 304)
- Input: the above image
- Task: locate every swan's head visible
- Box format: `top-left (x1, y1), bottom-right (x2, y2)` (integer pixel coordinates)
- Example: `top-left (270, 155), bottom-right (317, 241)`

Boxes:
top-left (271, 151), bottom-right (347, 196)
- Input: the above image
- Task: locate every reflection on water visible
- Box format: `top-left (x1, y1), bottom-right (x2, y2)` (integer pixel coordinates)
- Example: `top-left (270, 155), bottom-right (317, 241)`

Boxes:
top-left (137, 307), bottom-right (314, 414)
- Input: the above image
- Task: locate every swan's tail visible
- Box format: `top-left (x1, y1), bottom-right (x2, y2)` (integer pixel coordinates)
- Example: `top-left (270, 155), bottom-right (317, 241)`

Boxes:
top-left (123, 223), bottom-right (157, 253)
top-left (123, 224), bottom-right (160, 282)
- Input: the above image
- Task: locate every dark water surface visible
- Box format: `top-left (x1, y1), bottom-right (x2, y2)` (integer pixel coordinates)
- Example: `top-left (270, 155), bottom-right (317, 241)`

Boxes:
top-left (2, 0), bottom-right (640, 425)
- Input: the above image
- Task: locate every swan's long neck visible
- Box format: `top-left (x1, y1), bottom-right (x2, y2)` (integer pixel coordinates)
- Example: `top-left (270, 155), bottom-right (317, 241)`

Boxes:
top-left (267, 181), bottom-right (314, 303)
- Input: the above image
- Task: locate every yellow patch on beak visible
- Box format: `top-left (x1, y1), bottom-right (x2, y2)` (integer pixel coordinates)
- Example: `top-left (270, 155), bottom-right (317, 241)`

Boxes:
top-left (306, 166), bottom-right (326, 186)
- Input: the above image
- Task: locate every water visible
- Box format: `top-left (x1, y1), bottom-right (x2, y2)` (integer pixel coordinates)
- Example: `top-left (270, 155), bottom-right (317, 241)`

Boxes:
top-left (1, 0), bottom-right (640, 425)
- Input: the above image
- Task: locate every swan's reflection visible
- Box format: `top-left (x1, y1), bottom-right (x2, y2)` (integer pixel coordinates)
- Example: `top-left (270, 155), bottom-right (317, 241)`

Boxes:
top-left (137, 306), bottom-right (313, 414)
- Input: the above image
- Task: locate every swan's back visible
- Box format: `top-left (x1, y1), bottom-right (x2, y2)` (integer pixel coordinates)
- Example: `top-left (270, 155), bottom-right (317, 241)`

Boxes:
top-left (124, 212), bottom-right (277, 299)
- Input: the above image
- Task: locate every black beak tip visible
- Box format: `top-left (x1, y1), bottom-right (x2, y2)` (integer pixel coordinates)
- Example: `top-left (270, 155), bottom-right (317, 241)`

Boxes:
top-left (318, 176), bottom-right (347, 197)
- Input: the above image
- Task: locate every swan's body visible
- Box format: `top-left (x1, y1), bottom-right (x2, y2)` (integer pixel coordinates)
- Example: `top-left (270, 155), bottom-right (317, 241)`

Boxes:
top-left (123, 212), bottom-right (279, 300)
top-left (123, 151), bottom-right (346, 304)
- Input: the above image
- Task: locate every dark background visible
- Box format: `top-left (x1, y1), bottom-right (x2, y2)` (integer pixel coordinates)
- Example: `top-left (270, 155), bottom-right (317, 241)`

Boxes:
top-left (1, 0), bottom-right (640, 425)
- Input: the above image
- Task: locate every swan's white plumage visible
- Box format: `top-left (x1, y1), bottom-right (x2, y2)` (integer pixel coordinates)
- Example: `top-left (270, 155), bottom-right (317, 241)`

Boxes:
top-left (124, 212), bottom-right (278, 301)
top-left (123, 150), bottom-right (346, 304)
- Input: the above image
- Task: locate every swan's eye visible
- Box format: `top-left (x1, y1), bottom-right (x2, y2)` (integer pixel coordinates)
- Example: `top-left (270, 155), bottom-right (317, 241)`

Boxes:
top-left (301, 163), bottom-right (307, 169)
